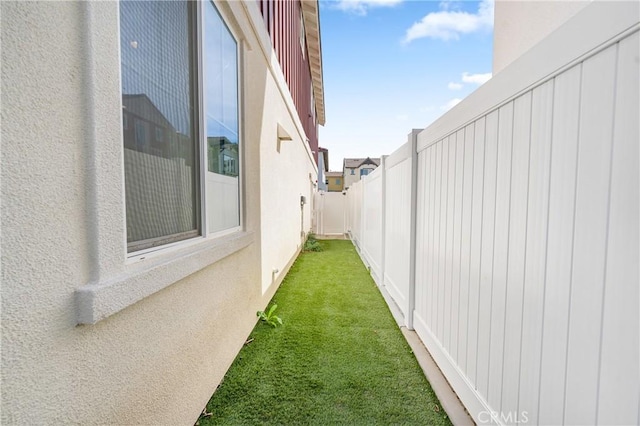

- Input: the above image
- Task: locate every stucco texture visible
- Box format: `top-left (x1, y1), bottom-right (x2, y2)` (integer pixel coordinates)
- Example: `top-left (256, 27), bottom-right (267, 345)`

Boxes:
top-left (1, 1), bottom-right (315, 424)
top-left (253, 59), bottom-right (317, 292)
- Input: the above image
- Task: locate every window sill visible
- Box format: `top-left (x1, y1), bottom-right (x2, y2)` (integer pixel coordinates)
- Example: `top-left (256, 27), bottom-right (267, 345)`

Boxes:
top-left (76, 231), bottom-right (255, 324)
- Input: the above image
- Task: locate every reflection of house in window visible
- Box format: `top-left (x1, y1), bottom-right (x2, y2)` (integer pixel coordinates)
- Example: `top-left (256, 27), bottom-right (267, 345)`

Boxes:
top-left (122, 94), bottom-right (194, 166)
top-left (207, 136), bottom-right (239, 177)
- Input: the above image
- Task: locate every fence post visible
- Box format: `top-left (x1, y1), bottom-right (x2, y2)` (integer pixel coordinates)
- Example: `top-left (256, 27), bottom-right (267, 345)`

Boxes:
top-left (380, 155), bottom-right (387, 288)
top-left (359, 180), bottom-right (365, 254)
top-left (317, 192), bottom-right (323, 235)
top-left (407, 130), bottom-right (420, 330)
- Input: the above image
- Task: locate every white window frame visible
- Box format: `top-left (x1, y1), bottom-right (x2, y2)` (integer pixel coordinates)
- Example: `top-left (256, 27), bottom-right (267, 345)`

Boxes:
top-left (199, 0), bottom-right (244, 240)
top-left (75, 0), bottom-right (254, 325)
top-left (124, 0), bottom-right (245, 258)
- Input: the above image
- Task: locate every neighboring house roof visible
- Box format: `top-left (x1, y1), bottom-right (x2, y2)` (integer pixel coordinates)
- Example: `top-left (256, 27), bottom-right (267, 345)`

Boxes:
top-left (343, 157), bottom-right (381, 169)
top-left (326, 171), bottom-right (343, 177)
top-left (301, 0), bottom-right (325, 125)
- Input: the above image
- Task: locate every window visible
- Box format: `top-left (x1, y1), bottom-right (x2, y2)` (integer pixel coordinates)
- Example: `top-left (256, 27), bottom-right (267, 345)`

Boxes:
top-left (360, 168), bottom-right (370, 176)
top-left (134, 120), bottom-right (148, 152)
top-left (204, 1), bottom-right (240, 235)
top-left (350, 169), bottom-right (355, 175)
top-left (335, 178), bottom-right (341, 185)
top-left (120, 0), bottom-right (240, 253)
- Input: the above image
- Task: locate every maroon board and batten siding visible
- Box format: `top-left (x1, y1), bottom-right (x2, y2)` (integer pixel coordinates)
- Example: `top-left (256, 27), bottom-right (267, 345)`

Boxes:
top-left (258, 0), bottom-right (319, 164)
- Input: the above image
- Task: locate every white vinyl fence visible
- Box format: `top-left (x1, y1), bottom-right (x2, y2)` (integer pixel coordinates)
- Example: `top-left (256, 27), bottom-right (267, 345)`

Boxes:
top-left (360, 166), bottom-right (384, 282)
top-left (344, 3), bottom-right (639, 425)
top-left (124, 149), bottom-right (195, 242)
top-left (314, 191), bottom-right (347, 235)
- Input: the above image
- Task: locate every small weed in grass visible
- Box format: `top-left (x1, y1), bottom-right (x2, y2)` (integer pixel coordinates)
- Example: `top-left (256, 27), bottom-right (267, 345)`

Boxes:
top-left (195, 408), bottom-right (213, 425)
top-left (257, 303), bottom-right (283, 327)
top-left (303, 233), bottom-right (322, 252)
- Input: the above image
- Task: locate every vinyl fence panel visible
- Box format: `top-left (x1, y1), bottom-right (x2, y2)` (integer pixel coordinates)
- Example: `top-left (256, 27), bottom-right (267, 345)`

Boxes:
top-left (360, 166), bottom-right (384, 283)
top-left (346, 180), bottom-right (363, 247)
top-left (315, 192), bottom-right (346, 235)
top-left (412, 7), bottom-right (639, 423)
top-left (383, 142), bottom-right (412, 320)
top-left (340, 3), bottom-right (638, 424)
top-left (596, 31), bottom-right (639, 426)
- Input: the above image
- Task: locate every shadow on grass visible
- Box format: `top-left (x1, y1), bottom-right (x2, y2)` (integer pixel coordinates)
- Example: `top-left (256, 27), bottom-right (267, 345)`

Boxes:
top-left (198, 240), bottom-right (451, 425)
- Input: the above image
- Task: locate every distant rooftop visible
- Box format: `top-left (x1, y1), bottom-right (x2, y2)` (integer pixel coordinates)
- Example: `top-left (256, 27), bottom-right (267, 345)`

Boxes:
top-left (343, 157), bottom-right (381, 168)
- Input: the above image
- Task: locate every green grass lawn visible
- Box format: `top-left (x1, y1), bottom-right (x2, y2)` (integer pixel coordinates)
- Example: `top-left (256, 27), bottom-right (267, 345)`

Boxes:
top-left (199, 240), bottom-right (451, 425)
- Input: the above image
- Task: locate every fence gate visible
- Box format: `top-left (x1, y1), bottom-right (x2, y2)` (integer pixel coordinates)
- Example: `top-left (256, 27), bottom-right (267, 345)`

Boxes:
top-left (314, 191), bottom-right (346, 236)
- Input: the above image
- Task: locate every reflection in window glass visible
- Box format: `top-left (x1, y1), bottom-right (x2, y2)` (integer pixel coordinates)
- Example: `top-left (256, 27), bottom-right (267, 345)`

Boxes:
top-left (205, 1), bottom-right (240, 234)
top-left (205, 2), bottom-right (239, 176)
top-left (120, 0), bottom-right (199, 252)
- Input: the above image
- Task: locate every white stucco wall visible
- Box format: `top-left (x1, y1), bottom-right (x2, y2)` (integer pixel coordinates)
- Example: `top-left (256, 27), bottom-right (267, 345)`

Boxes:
top-left (260, 112), bottom-right (317, 291)
top-left (255, 53), bottom-right (317, 292)
top-left (242, 3), bottom-right (318, 294)
top-left (1, 1), bottom-right (316, 424)
top-left (493, 0), bottom-right (590, 74)
top-left (233, 1), bottom-right (318, 294)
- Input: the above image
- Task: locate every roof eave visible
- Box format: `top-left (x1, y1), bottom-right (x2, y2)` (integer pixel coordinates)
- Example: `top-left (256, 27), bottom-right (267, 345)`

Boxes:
top-left (301, 0), bottom-right (326, 126)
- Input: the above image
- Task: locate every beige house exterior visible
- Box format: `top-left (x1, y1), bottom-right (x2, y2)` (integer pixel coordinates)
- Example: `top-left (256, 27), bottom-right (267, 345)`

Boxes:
top-left (326, 171), bottom-right (344, 192)
top-left (343, 157), bottom-right (380, 190)
top-left (1, 1), bottom-right (324, 424)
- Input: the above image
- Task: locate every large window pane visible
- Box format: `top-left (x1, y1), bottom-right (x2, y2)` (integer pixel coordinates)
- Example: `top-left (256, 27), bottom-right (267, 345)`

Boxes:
top-left (120, 0), bottom-right (199, 252)
top-left (205, 1), bottom-right (240, 234)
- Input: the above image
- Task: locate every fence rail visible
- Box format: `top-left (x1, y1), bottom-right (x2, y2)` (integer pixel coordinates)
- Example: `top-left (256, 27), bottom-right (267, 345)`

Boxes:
top-left (344, 3), bottom-right (639, 424)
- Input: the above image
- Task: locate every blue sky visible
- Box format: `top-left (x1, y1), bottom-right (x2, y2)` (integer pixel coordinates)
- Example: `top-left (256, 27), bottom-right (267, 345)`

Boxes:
top-left (317, 0), bottom-right (494, 170)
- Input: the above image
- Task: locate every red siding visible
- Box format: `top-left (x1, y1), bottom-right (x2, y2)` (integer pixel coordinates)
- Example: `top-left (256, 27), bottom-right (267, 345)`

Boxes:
top-left (257, 0), bottom-right (319, 164)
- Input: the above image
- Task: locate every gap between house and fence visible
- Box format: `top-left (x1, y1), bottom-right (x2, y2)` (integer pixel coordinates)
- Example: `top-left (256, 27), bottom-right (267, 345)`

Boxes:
top-left (314, 3), bottom-right (639, 424)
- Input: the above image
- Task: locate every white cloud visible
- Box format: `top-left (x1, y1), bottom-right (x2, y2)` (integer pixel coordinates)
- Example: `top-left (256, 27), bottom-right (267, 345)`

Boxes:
top-left (447, 82), bottom-right (463, 90)
top-left (438, 0), bottom-right (460, 11)
top-left (396, 114), bottom-right (409, 121)
top-left (462, 71), bottom-right (492, 85)
top-left (334, 0), bottom-right (403, 15)
top-left (441, 98), bottom-right (462, 111)
top-left (403, 0), bottom-right (493, 43)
